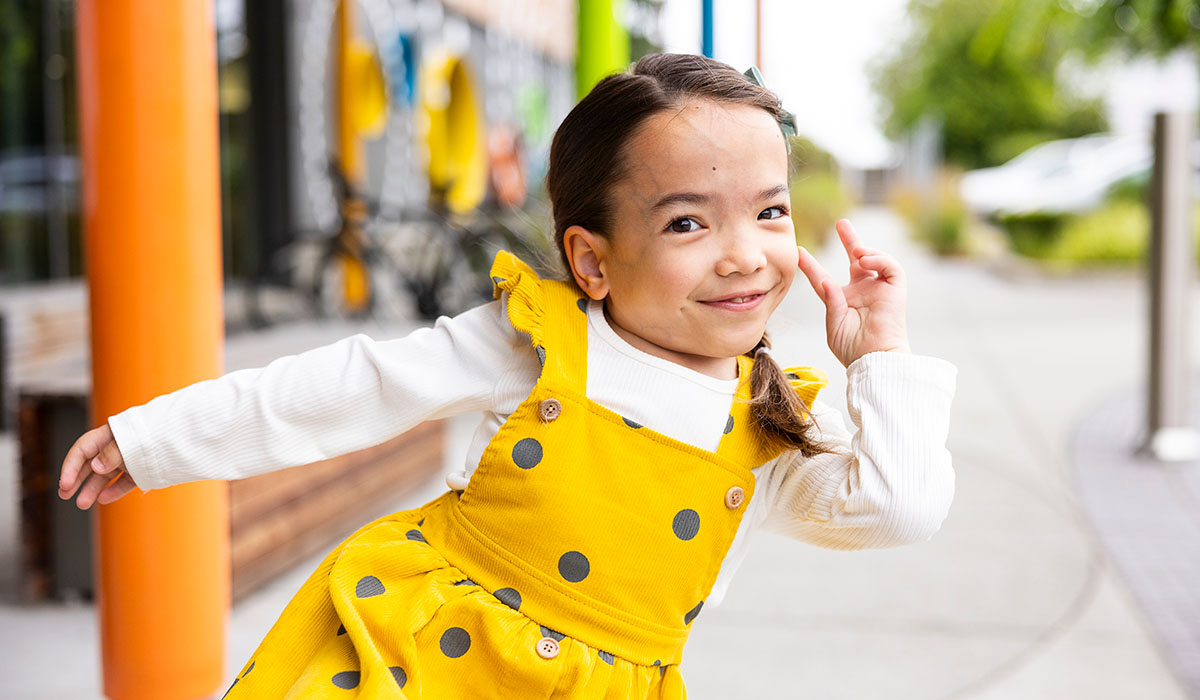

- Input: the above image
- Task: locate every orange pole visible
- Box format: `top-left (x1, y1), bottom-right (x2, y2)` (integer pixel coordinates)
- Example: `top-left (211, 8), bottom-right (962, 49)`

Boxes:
top-left (75, 1), bottom-right (228, 699)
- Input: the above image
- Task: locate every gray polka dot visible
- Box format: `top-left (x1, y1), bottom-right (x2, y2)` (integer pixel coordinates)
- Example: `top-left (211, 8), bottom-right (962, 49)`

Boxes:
top-left (454, 578), bottom-right (476, 587)
top-left (672, 509), bottom-right (701, 540)
top-left (661, 665), bottom-right (667, 677)
top-left (494, 587), bottom-right (522, 611)
top-left (512, 438), bottom-right (543, 469)
top-left (406, 529), bottom-right (426, 543)
top-left (577, 298), bottom-right (588, 313)
top-left (336, 624), bottom-right (346, 636)
top-left (724, 415), bottom-right (735, 434)
top-left (786, 372), bottom-right (800, 380)
top-left (622, 417), bottom-right (642, 429)
top-left (220, 663), bottom-right (255, 699)
top-left (684, 600), bottom-right (704, 625)
top-left (356, 576), bottom-right (385, 598)
top-left (418, 517), bottom-right (426, 526)
top-left (599, 650), bottom-right (614, 665)
top-left (536, 345), bottom-right (546, 366)
top-left (440, 627), bottom-right (471, 657)
top-left (653, 660), bottom-right (661, 666)
top-left (539, 625), bottom-right (565, 641)
top-left (390, 666), bottom-right (407, 688)
top-left (331, 670), bottom-right (360, 689)
top-left (558, 551), bottom-right (590, 582)
top-left (492, 276), bottom-right (506, 285)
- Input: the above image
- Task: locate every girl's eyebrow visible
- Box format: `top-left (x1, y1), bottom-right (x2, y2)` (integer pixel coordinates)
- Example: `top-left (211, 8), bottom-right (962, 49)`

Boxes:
top-left (758, 184), bottom-right (790, 201)
top-left (649, 191), bottom-right (710, 214)
top-left (649, 185), bottom-right (789, 215)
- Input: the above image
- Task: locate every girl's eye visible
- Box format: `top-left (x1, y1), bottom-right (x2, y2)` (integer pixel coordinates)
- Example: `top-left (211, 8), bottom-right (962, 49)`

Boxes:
top-left (666, 217), bottom-right (701, 233)
top-left (759, 206), bottom-right (788, 220)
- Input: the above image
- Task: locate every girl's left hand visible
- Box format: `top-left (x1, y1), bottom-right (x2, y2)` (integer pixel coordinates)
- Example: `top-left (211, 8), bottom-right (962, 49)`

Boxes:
top-left (796, 219), bottom-right (911, 368)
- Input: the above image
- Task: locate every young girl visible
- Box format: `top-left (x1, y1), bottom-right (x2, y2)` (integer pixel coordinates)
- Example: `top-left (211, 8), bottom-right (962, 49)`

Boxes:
top-left (59, 53), bottom-right (955, 699)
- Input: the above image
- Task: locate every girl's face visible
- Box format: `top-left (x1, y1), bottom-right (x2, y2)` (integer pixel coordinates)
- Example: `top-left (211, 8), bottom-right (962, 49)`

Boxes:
top-left (572, 99), bottom-right (796, 379)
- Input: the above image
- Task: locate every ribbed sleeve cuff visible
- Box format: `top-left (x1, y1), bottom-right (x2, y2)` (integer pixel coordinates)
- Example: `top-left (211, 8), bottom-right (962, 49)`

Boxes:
top-left (107, 407), bottom-right (161, 492)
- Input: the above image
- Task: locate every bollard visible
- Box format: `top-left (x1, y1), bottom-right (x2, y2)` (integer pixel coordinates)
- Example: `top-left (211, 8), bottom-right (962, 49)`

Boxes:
top-left (1141, 111), bottom-right (1200, 461)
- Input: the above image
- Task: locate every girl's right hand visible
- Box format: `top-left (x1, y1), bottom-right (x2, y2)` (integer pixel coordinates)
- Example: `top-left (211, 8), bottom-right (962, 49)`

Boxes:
top-left (58, 423), bottom-right (138, 509)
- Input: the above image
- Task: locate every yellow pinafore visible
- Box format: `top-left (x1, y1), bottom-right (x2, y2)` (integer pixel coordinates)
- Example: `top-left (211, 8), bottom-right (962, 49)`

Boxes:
top-left (222, 253), bottom-right (825, 699)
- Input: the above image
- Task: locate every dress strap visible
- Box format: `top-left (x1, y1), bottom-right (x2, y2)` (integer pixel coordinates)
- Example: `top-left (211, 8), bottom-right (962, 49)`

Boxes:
top-left (715, 358), bottom-right (829, 465)
top-left (782, 365), bottom-right (828, 412)
top-left (490, 250), bottom-right (590, 387)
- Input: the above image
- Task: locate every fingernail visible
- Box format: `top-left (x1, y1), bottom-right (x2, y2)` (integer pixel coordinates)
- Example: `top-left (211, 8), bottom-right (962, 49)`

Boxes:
top-left (91, 457), bottom-right (105, 473)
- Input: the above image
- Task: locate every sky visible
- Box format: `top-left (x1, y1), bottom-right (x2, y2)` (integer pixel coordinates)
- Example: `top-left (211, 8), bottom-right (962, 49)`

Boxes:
top-left (660, 0), bottom-right (1199, 170)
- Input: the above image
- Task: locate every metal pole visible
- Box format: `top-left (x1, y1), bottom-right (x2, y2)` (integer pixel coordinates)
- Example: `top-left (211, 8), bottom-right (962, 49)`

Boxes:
top-left (702, 0), bottom-right (713, 58)
top-left (1141, 111), bottom-right (1199, 461)
top-left (75, 0), bottom-right (229, 697)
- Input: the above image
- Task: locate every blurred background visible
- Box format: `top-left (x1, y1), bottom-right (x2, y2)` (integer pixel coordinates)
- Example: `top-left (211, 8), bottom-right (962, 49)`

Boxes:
top-left (1, 0), bottom-right (1198, 698)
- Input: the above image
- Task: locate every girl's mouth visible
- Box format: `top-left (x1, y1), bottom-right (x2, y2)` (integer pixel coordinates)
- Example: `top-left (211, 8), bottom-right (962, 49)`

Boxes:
top-left (700, 292), bottom-right (767, 311)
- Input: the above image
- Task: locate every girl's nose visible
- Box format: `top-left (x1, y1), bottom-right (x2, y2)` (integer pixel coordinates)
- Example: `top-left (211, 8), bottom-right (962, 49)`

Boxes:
top-left (715, 227), bottom-right (767, 276)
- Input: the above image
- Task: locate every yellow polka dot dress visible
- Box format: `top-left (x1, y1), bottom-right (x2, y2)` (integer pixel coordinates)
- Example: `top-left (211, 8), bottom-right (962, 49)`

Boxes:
top-left (222, 252), bottom-right (826, 699)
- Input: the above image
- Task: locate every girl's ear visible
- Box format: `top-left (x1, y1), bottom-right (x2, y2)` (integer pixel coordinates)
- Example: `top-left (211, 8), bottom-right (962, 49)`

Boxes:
top-left (563, 225), bottom-right (610, 300)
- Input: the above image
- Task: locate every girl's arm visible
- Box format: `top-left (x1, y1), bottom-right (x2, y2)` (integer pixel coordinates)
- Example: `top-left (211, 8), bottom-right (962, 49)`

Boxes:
top-left (757, 350), bottom-right (956, 549)
top-left (60, 297), bottom-right (534, 507)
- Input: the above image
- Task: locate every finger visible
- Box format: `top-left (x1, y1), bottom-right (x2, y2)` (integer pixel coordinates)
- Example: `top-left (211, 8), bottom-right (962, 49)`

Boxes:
top-left (75, 470), bottom-right (115, 510)
top-left (821, 278), bottom-right (848, 322)
top-left (97, 473), bottom-right (138, 505)
top-left (857, 254), bottom-right (906, 284)
top-left (59, 440), bottom-right (96, 498)
top-left (796, 246), bottom-right (833, 303)
top-left (59, 424), bottom-right (113, 495)
top-left (835, 219), bottom-right (862, 260)
top-left (94, 438), bottom-right (126, 475)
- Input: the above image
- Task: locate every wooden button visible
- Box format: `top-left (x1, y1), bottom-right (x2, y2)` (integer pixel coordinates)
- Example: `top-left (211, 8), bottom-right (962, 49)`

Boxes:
top-left (535, 636), bottom-right (560, 659)
top-left (724, 486), bottom-right (745, 509)
top-left (538, 398), bottom-right (563, 423)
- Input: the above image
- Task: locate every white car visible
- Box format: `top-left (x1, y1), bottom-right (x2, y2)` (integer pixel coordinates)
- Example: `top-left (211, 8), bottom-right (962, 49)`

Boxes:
top-left (959, 134), bottom-right (1155, 216)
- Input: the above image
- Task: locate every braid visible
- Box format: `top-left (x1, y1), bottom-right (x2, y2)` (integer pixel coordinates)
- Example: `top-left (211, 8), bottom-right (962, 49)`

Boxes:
top-left (746, 334), bottom-right (829, 457)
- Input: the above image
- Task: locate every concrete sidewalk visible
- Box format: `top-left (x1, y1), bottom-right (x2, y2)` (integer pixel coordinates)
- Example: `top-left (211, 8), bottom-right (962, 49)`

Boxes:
top-left (1, 206), bottom-right (1196, 699)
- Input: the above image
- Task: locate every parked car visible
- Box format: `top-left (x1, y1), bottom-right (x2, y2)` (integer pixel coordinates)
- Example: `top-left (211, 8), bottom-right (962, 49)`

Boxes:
top-left (958, 134), bottom-right (1199, 217)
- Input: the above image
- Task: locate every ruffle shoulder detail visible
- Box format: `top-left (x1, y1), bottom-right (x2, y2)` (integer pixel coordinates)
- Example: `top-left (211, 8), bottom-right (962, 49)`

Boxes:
top-left (781, 365), bottom-right (828, 411)
top-left (490, 250), bottom-right (547, 346)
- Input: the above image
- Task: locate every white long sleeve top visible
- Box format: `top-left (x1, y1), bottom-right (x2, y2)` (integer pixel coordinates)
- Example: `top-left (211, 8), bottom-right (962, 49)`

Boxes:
top-left (109, 295), bottom-right (957, 606)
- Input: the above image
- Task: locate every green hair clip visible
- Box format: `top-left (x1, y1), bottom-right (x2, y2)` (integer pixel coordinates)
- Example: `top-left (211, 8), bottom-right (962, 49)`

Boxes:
top-left (743, 66), bottom-right (797, 153)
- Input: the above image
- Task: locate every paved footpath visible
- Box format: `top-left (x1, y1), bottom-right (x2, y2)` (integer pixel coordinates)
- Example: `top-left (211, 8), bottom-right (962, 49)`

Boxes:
top-left (2, 206), bottom-right (1196, 699)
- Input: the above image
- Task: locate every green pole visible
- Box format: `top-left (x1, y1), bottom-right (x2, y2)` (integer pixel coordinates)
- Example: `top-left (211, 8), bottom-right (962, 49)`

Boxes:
top-left (576, 0), bottom-right (629, 100)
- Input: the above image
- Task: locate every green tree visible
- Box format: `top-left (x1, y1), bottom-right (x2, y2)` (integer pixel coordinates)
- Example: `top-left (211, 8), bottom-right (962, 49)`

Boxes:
top-left (871, 0), bottom-right (1107, 169)
top-left (1072, 0), bottom-right (1200, 56)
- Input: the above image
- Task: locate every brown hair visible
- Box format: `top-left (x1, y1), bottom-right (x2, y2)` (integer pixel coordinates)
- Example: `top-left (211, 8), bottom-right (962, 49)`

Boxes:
top-left (546, 53), bottom-right (826, 456)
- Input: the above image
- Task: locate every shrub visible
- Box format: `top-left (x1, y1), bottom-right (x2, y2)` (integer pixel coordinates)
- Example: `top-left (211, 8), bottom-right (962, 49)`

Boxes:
top-left (790, 171), bottom-right (852, 250)
top-left (788, 136), bottom-right (852, 250)
top-left (997, 200), bottom-right (1200, 268)
top-left (994, 211), bottom-right (1072, 259)
top-left (1047, 201), bottom-right (1147, 265)
top-left (888, 170), bottom-right (974, 256)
